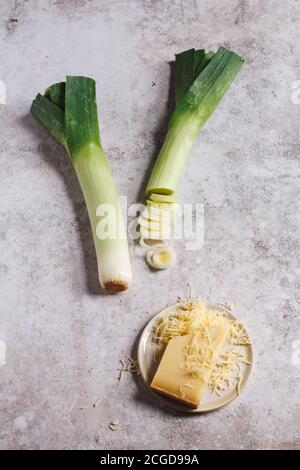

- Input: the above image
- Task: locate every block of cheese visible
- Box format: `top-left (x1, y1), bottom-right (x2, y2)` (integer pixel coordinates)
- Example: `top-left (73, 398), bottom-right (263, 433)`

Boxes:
top-left (150, 325), bottom-right (229, 408)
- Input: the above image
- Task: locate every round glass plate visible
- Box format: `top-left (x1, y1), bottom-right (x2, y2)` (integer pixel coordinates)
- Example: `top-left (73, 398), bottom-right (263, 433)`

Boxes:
top-left (137, 301), bottom-right (253, 413)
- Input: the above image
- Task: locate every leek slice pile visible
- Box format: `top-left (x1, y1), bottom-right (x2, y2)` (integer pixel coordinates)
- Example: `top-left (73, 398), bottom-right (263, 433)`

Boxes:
top-left (140, 47), bottom-right (244, 269)
top-left (31, 77), bottom-right (132, 293)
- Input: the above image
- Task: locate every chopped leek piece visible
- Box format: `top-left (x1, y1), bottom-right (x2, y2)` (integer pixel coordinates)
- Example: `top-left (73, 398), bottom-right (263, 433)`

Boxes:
top-left (31, 76), bottom-right (132, 293)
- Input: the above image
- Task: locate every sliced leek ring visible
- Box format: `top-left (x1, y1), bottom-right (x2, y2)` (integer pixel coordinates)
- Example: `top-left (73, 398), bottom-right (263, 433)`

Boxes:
top-left (149, 193), bottom-right (177, 204)
top-left (145, 246), bottom-right (176, 270)
top-left (145, 200), bottom-right (177, 212)
top-left (138, 216), bottom-right (163, 231)
top-left (141, 206), bottom-right (163, 222)
top-left (140, 225), bottom-right (171, 240)
top-left (142, 206), bottom-right (174, 222)
top-left (139, 238), bottom-right (168, 250)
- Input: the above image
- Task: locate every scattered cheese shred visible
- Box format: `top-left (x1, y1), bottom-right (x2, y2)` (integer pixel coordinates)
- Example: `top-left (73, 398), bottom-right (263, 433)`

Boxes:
top-left (79, 395), bottom-right (103, 411)
top-left (152, 297), bottom-right (251, 397)
top-left (109, 419), bottom-right (120, 431)
top-left (92, 396), bottom-right (103, 408)
top-left (116, 355), bottom-right (140, 383)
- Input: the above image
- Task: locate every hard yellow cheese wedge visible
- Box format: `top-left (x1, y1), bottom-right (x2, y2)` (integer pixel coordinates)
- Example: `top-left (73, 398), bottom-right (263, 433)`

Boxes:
top-left (150, 325), bottom-right (229, 408)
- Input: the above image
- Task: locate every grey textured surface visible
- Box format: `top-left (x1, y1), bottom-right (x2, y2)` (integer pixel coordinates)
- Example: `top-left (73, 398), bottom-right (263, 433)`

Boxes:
top-left (0, 0), bottom-right (299, 450)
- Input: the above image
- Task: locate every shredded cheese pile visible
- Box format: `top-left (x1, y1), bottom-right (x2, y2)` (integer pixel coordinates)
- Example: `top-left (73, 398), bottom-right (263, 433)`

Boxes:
top-left (153, 299), bottom-right (226, 344)
top-left (153, 298), bottom-right (251, 396)
top-left (208, 348), bottom-right (251, 396)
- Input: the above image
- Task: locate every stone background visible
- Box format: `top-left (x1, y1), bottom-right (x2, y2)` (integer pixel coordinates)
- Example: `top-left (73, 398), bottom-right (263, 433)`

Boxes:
top-left (0, 0), bottom-right (299, 450)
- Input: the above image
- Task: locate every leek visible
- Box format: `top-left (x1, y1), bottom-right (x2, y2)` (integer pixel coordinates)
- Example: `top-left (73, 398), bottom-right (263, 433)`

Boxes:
top-left (140, 47), bottom-right (244, 269)
top-left (31, 77), bottom-right (132, 293)
top-left (146, 47), bottom-right (244, 196)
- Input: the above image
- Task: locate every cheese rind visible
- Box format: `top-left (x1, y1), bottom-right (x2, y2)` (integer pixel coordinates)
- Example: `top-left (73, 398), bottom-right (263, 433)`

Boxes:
top-left (150, 325), bottom-right (229, 408)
